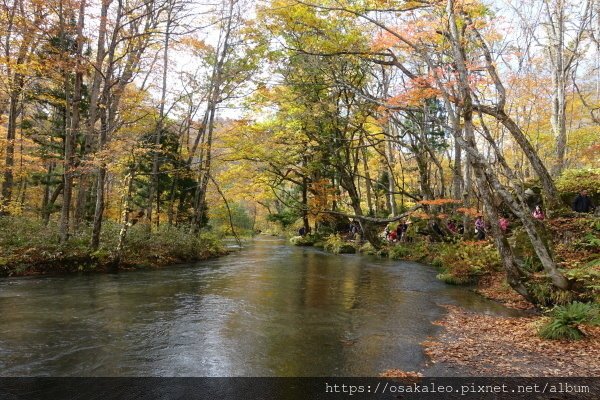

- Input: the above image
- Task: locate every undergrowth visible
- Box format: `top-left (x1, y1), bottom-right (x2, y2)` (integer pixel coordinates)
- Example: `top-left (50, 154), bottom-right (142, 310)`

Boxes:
top-left (388, 240), bottom-right (501, 285)
top-left (0, 216), bottom-right (225, 275)
top-left (323, 234), bottom-right (356, 254)
top-left (538, 302), bottom-right (600, 340)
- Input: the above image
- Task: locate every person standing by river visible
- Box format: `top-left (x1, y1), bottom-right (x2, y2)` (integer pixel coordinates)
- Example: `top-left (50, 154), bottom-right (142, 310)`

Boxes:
top-left (572, 189), bottom-right (595, 213)
top-left (498, 216), bottom-right (509, 233)
top-left (475, 215), bottom-right (485, 240)
top-left (446, 220), bottom-right (457, 234)
top-left (396, 220), bottom-right (408, 241)
top-left (532, 205), bottom-right (545, 221)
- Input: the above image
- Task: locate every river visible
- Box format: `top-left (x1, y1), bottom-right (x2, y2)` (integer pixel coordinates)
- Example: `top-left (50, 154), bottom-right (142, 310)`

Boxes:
top-left (0, 237), bottom-right (519, 376)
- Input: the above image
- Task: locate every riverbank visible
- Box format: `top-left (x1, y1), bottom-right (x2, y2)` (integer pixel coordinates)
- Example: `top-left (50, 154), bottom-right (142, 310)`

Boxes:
top-left (423, 305), bottom-right (600, 376)
top-left (291, 233), bottom-right (533, 308)
top-left (0, 217), bottom-right (227, 277)
top-left (293, 213), bottom-right (599, 306)
top-left (381, 222), bottom-right (600, 376)
top-left (289, 222), bottom-right (600, 376)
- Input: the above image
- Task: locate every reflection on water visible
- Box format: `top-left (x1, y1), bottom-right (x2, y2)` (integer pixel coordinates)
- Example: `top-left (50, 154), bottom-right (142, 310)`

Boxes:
top-left (0, 237), bottom-right (520, 376)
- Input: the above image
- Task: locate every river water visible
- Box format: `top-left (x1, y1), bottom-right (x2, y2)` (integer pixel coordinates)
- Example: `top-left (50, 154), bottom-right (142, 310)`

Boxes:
top-left (0, 237), bottom-right (518, 376)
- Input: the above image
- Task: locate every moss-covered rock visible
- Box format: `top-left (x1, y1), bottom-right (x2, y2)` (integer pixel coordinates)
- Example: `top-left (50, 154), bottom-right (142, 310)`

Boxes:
top-left (323, 234), bottom-right (356, 254)
top-left (376, 248), bottom-right (389, 258)
top-left (290, 235), bottom-right (315, 246)
top-left (338, 243), bottom-right (356, 254)
top-left (358, 242), bottom-right (376, 255)
top-left (556, 168), bottom-right (600, 206)
top-left (436, 272), bottom-right (472, 285)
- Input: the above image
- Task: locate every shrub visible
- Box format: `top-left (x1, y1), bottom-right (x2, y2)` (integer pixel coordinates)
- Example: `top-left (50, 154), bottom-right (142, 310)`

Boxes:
top-left (436, 272), bottom-right (471, 285)
top-left (323, 234), bottom-right (355, 254)
top-left (358, 242), bottom-right (376, 255)
top-left (388, 241), bottom-right (429, 261)
top-left (431, 257), bottom-right (443, 269)
top-left (434, 242), bottom-right (501, 285)
top-left (376, 248), bottom-right (389, 257)
top-left (139, 225), bottom-right (225, 261)
top-left (564, 258), bottom-right (600, 300)
top-left (538, 302), bottom-right (600, 340)
top-left (527, 280), bottom-right (575, 307)
top-left (574, 233), bottom-right (600, 251)
top-left (290, 235), bottom-right (315, 246)
top-left (0, 215), bottom-right (225, 274)
top-left (313, 241), bottom-right (325, 249)
top-left (509, 227), bottom-right (553, 272)
top-left (388, 244), bottom-right (411, 260)
top-left (0, 216), bottom-right (60, 249)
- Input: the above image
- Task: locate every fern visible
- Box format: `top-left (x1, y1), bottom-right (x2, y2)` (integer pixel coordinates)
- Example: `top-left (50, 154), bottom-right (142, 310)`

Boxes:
top-left (586, 258), bottom-right (600, 268)
top-left (539, 320), bottom-right (585, 340)
top-left (584, 234), bottom-right (600, 249)
top-left (539, 302), bottom-right (600, 340)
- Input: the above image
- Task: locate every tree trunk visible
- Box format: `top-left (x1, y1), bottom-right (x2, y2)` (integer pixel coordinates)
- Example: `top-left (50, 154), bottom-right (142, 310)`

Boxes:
top-left (74, 0), bottom-right (106, 228)
top-left (473, 165), bottom-right (534, 302)
top-left (1, 87), bottom-right (21, 214)
top-left (43, 183), bottom-right (64, 225)
top-left (446, 0), bottom-right (569, 291)
top-left (385, 140), bottom-right (397, 216)
top-left (477, 105), bottom-right (560, 206)
top-left (452, 134), bottom-right (463, 199)
top-left (551, 58), bottom-right (568, 175)
top-left (91, 0), bottom-right (155, 248)
top-left (381, 66), bottom-right (397, 216)
top-left (361, 144), bottom-right (374, 215)
top-left (60, 0), bottom-right (86, 243)
top-left (547, 0), bottom-right (568, 175)
top-left (41, 165), bottom-right (52, 220)
top-left (147, 3), bottom-right (173, 226)
top-left (191, 0), bottom-right (235, 232)
top-left (301, 157), bottom-right (310, 233)
top-left (116, 168), bottom-right (135, 263)
top-left (91, 113), bottom-right (108, 250)
top-left (416, 151), bottom-right (434, 200)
